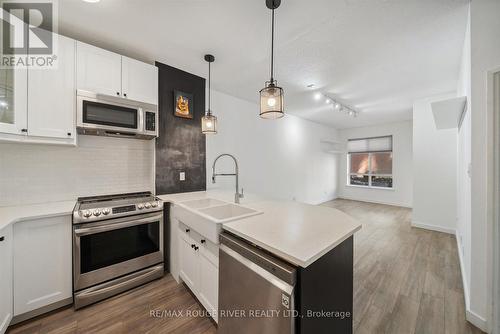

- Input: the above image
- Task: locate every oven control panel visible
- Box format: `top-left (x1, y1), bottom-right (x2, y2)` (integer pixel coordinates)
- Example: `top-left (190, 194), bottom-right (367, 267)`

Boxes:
top-left (75, 200), bottom-right (163, 223)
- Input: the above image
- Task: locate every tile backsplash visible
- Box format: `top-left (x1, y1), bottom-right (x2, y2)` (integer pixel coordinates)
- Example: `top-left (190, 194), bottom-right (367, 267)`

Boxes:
top-left (0, 136), bottom-right (155, 207)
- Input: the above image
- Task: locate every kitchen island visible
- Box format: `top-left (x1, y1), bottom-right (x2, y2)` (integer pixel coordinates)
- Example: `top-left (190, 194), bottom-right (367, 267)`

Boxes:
top-left (159, 190), bottom-right (361, 333)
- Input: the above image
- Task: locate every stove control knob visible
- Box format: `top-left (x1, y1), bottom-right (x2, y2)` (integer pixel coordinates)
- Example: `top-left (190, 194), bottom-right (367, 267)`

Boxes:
top-left (144, 202), bottom-right (152, 209)
top-left (151, 202), bottom-right (158, 208)
top-left (137, 203), bottom-right (144, 210)
top-left (102, 208), bottom-right (111, 215)
top-left (93, 209), bottom-right (101, 217)
top-left (82, 210), bottom-right (91, 218)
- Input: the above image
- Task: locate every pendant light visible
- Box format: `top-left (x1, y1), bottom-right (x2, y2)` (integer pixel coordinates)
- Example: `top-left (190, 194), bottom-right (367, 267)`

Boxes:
top-left (202, 54), bottom-right (217, 134)
top-left (260, 0), bottom-right (284, 119)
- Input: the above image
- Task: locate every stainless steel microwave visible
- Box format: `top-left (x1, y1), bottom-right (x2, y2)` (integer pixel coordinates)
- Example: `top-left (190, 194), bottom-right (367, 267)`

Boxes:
top-left (77, 90), bottom-right (158, 140)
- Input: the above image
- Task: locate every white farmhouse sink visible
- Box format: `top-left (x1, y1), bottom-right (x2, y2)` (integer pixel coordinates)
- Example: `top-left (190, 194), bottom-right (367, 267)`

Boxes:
top-left (181, 198), bottom-right (226, 209)
top-left (174, 198), bottom-right (263, 244)
top-left (199, 203), bottom-right (259, 221)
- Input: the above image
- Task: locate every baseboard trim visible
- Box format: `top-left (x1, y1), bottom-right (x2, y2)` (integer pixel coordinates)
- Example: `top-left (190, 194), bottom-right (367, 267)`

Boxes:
top-left (455, 232), bottom-right (489, 332)
top-left (337, 196), bottom-right (412, 208)
top-left (313, 195), bottom-right (338, 206)
top-left (0, 313), bottom-right (12, 334)
top-left (10, 297), bottom-right (73, 326)
top-left (410, 220), bottom-right (455, 235)
top-left (466, 309), bottom-right (488, 333)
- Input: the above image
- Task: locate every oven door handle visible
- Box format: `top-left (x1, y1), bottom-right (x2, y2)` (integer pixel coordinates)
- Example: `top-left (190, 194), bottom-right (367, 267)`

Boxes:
top-left (74, 214), bottom-right (163, 236)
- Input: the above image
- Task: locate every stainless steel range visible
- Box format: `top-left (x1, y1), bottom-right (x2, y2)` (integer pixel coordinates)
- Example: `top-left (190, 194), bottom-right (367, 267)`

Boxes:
top-left (72, 192), bottom-right (164, 309)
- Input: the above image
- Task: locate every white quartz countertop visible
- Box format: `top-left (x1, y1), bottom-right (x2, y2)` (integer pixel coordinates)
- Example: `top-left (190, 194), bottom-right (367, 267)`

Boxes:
top-left (159, 190), bottom-right (361, 268)
top-left (0, 200), bottom-right (76, 231)
top-left (0, 190), bottom-right (362, 268)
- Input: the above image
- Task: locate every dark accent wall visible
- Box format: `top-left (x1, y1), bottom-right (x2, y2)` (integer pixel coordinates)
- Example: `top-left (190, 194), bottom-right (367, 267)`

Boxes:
top-left (155, 62), bottom-right (206, 195)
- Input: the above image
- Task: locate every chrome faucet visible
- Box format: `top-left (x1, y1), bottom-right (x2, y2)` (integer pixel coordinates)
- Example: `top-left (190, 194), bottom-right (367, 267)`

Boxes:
top-left (212, 153), bottom-right (244, 204)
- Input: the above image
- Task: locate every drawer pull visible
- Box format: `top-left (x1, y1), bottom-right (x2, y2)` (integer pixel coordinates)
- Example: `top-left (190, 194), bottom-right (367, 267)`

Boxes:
top-left (185, 228), bottom-right (190, 233)
top-left (201, 239), bottom-right (206, 244)
top-left (0, 236), bottom-right (4, 242)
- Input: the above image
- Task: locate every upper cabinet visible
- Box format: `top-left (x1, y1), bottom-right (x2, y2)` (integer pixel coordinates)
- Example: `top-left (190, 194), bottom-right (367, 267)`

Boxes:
top-left (0, 36), bottom-right (158, 145)
top-left (0, 34), bottom-right (76, 145)
top-left (76, 42), bottom-right (122, 97)
top-left (122, 56), bottom-right (158, 105)
top-left (0, 67), bottom-right (27, 136)
top-left (28, 35), bottom-right (76, 140)
top-left (77, 42), bottom-right (158, 105)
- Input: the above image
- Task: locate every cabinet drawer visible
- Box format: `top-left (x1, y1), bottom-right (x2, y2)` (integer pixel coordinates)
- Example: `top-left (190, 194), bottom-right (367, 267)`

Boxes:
top-left (178, 220), bottom-right (200, 244)
top-left (177, 221), bottom-right (218, 266)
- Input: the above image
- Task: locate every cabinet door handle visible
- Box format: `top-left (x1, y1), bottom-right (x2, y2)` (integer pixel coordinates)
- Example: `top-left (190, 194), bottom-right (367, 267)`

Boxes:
top-left (21, 128), bottom-right (27, 133)
top-left (0, 236), bottom-right (4, 242)
top-left (191, 244), bottom-right (195, 249)
top-left (194, 246), bottom-right (199, 251)
top-left (124, 93), bottom-right (127, 97)
top-left (200, 239), bottom-right (206, 244)
top-left (67, 132), bottom-right (72, 136)
top-left (185, 229), bottom-right (190, 233)
top-left (116, 92), bottom-right (120, 96)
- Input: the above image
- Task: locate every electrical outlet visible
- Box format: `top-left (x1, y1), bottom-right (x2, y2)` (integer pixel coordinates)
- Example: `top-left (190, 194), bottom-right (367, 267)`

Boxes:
top-left (179, 172), bottom-right (185, 181)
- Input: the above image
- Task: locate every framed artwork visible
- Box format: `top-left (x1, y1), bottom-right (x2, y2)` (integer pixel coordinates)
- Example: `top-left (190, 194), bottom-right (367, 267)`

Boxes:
top-left (174, 90), bottom-right (193, 119)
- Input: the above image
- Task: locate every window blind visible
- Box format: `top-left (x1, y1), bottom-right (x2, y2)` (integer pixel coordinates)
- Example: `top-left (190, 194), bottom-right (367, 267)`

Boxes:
top-left (347, 136), bottom-right (392, 153)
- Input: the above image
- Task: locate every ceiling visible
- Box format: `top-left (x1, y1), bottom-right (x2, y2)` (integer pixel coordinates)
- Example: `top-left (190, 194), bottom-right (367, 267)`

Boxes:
top-left (59, 0), bottom-right (469, 129)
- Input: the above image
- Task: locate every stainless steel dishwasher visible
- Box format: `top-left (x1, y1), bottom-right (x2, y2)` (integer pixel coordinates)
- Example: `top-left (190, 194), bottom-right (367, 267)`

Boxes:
top-left (218, 232), bottom-right (297, 334)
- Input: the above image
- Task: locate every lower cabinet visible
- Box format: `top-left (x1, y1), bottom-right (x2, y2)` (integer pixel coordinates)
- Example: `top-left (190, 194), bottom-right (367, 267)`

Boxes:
top-left (177, 221), bottom-right (219, 322)
top-left (179, 233), bottom-right (199, 290)
top-left (198, 250), bottom-right (218, 319)
top-left (13, 215), bottom-right (72, 318)
top-left (0, 225), bottom-right (13, 334)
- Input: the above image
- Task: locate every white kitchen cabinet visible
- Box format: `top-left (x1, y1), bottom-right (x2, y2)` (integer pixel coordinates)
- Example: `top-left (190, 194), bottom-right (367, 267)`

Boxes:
top-left (0, 225), bottom-right (13, 334)
top-left (28, 35), bottom-right (75, 140)
top-left (0, 67), bottom-right (27, 136)
top-left (177, 221), bottom-right (219, 322)
top-left (0, 33), bottom-right (75, 145)
top-left (122, 56), bottom-right (158, 105)
top-left (13, 215), bottom-right (72, 317)
top-left (179, 233), bottom-right (199, 291)
top-left (199, 249), bottom-right (218, 321)
top-left (76, 41), bottom-right (122, 97)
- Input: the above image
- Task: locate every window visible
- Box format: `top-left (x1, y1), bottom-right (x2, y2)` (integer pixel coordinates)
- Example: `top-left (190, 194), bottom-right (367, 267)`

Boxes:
top-left (347, 136), bottom-right (393, 188)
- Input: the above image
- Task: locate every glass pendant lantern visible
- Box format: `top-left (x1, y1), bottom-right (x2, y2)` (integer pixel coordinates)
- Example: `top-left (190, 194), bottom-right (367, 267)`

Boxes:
top-left (202, 54), bottom-right (217, 134)
top-left (260, 81), bottom-right (284, 119)
top-left (260, 0), bottom-right (284, 119)
top-left (201, 113), bottom-right (216, 133)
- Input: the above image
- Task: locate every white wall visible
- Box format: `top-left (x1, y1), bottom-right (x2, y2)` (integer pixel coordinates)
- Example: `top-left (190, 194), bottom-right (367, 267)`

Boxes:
top-left (336, 121), bottom-right (413, 208)
top-left (412, 93), bottom-right (457, 234)
top-left (206, 90), bottom-right (339, 205)
top-left (468, 0), bottom-right (500, 329)
top-left (0, 136), bottom-right (155, 207)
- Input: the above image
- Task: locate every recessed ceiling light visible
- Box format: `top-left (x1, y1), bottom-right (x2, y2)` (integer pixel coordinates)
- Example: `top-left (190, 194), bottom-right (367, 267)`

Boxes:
top-left (82, 0), bottom-right (100, 3)
top-left (325, 99), bottom-right (331, 104)
top-left (334, 103), bottom-right (341, 110)
top-left (314, 92), bottom-right (322, 100)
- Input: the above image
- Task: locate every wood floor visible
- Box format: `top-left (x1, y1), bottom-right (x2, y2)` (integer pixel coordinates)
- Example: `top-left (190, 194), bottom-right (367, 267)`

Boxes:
top-left (8, 276), bottom-right (217, 334)
top-left (322, 199), bottom-right (483, 334)
top-left (8, 199), bottom-right (483, 334)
